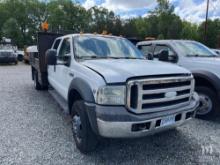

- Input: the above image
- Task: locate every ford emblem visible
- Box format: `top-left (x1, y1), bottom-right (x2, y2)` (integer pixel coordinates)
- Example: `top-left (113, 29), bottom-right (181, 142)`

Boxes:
top-left (165, 91), bottom-right (177, 98)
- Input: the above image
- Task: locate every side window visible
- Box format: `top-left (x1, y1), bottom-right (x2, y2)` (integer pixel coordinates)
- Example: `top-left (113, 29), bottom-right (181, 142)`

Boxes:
top-left (154, 45), bottom-right (177, 62)
top-left (138, 44), bottom-right (153, 55)
top-left (53, 39), bottom-right (61, 50)
top-left (57, 38), bottom-right (71, 62)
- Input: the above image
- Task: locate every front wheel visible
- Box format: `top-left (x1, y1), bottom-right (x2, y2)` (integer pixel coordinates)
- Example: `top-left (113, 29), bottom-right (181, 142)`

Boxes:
top-left (196, 86), bottom-right (218, 118)
top-left (71, 100), bottom-right (98, 153)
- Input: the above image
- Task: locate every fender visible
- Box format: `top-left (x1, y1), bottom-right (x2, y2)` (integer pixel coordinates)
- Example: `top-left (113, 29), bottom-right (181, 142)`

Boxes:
top-left (192, 70), bottom-right (220, 91)
top-left (68, 77), bottom-right (95, 106)
top-left (67, 78), bottom-right (98, 134)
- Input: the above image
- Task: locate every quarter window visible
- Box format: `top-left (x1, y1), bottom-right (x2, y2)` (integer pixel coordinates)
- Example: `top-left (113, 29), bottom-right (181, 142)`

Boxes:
top-left (138, 44), bottom-right (153, 55)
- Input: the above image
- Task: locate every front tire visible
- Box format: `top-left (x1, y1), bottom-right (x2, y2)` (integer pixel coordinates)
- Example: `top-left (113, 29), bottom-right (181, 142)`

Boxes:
top-left (71, 100), bottom-right (98, 153)
top-left (196, 86), bottom-right (218, 118)
top-left (17, 55), bottom-right (23, 61)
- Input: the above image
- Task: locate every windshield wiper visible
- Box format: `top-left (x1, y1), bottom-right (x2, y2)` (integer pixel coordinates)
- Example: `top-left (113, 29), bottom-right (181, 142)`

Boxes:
top-left (76, 55), bottom-right (100, 59)
top-left (186, 54), bottom-right (199, 57)
top-left (122, 57), bottom-right (145, 59)
top-left (186, 54), bottom-right (217, 57)
top-left (76, 56), bottom-right (144, 60)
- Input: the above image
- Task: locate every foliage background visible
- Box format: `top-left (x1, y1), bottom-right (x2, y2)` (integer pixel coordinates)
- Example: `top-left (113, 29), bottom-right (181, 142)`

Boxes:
top-left (0, 0), bottom-right (219, 48)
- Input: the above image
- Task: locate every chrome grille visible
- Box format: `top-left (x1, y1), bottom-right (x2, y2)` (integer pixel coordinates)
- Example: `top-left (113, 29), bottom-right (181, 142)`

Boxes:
top-left (126, 75), bottom-right (194, 114)
top-left (0, 52), bottom-right (13, 57)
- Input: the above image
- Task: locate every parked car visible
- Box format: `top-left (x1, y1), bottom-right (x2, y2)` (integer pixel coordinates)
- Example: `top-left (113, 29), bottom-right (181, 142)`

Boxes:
top-left (137, 40), bottom-right (220, 117)
top-left (16, 50), bottom-right (24, 61)
top-left (0, 42), bottom-right (17, 64)
top-left (24, 46), bottom-right (38, 63)
top-left (30, 32), bottom-right (199, 153)
top-left (212, 49), bottom-right (220, 56)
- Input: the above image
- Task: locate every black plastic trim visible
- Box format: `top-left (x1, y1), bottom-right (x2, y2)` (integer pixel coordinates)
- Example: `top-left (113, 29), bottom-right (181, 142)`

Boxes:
top-left (68, 77), bottom-right (95, 105)
top-left (192, 70), bottom-right (220, 91)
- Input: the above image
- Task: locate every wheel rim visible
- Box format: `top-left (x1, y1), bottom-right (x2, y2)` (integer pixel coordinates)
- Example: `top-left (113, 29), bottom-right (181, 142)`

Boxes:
top-left (197, 93), bottom-right (213, 115)
top-left (72, 114), bottom-right (83, 143)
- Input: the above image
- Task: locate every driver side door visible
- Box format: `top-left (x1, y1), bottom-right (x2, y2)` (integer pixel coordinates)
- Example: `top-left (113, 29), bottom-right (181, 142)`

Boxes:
top-left (49, 37), bottom-right (73, 100)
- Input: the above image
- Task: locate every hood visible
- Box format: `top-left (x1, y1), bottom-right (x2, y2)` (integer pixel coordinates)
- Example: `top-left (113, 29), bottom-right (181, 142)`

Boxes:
top-left (0, 49), bottom-right (14, 53)
top-left (183, 57), bottom-right (220, 77)
top-left (185, 57), bottom-right (220, 64)
top-left (81, 59), bottom-right (190, 83)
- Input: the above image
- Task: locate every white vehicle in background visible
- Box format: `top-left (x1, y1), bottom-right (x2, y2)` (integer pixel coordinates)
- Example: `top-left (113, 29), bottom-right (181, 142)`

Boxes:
top-left (212, 49), bottom-right (220, 56)
top-left (0, 38), bottom-right (17, 64)
top-left (137, 40), bottom-right (220, 118)
top-left (24, 45), bottom-right (38, 63)
top-left (16, 50), bottom-right (24, 61)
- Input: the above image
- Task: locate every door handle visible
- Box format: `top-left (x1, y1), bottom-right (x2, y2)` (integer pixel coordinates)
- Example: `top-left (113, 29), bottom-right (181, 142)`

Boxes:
top-left (69, 72), bottom-right (74, 77)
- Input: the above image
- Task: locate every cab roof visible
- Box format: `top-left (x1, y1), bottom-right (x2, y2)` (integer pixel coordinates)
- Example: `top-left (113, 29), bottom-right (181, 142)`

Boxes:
top-left (26, 45), bottom-right (38, 52)
top-left (137, 39), bottom-right (196, 46)
top-left (55, 33), bottom-right (124, 40)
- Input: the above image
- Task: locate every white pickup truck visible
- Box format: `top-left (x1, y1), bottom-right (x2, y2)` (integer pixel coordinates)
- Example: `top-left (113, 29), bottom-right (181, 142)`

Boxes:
top-left (137, 40), bottom-right (220, 117)
top-left (30, 32), bottom-right (199, 153)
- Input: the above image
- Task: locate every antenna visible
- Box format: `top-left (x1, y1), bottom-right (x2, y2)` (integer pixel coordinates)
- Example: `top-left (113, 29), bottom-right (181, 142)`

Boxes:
top-left (204, 0), bottom-right (210, 44)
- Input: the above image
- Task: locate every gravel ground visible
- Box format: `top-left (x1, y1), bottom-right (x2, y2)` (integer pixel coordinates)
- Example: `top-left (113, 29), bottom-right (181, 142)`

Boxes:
top-left (0, 63), bottom-right (220, 165)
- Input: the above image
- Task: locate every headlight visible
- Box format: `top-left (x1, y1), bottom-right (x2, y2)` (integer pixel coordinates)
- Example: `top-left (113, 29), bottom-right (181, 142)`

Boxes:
top-left (96, 86), bottom-right (126, 105)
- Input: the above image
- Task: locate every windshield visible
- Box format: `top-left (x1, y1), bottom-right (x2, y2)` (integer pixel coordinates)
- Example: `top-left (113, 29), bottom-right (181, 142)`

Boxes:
top-left (74, 35), bottom-right (144, 59)
top-left (173, 41), bottom-right (217, 57)
top-left (0, 44), bottom-right (15, 51)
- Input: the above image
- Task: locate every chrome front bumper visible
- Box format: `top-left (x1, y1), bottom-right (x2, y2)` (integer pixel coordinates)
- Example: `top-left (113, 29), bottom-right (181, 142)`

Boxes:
top-left (96, 93), bottom-right (199, 138)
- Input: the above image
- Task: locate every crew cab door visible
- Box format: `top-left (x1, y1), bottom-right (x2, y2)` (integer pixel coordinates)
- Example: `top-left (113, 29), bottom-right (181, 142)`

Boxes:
top-left (48, 37), bottom-right (73, 100)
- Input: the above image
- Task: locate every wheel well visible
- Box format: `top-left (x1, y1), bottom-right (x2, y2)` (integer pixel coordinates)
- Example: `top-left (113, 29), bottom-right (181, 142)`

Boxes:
top-left (194, 76), bottom-right (216, 92)
top-left (68, 89), bottom-right (82, 115)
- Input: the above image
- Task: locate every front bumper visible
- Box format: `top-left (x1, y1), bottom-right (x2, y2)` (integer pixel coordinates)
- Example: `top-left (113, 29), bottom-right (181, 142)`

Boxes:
top-left (0, 56), bottom-right (17, 63)
top-left (85, 93), bottom-right (199, 138)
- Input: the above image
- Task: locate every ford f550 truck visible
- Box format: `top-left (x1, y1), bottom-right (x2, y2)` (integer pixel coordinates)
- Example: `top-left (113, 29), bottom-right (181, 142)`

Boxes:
top-left (30, 32), bottom-right (199, 153)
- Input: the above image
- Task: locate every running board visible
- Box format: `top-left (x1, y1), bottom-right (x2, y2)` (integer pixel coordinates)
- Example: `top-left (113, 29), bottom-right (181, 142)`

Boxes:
top-left (48, 89), bottom-right (69, 114)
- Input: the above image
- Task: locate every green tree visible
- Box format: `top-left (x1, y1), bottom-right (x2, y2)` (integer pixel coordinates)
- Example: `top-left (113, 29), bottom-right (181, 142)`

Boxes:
top-left (47, 0), bottom-right (90, 32)
top-left (1, 18), bottom-right (22, 47)
top-left (88, 7), bottom-right (117, 34)
top-left (198, 19), bottom-right (220, 48)
top-left (154, 0), bottom-right (174, 15)
top-left (0, 0), bottom-right (218, 49)
top-left (181, 21), bottom-right (199, 40)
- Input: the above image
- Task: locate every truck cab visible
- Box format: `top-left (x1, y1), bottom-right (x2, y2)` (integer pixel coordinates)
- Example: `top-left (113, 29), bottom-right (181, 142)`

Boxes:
top-left (30, 33), bottom-right (199, 153)
top-left (137, 40), bottom-right (220, 117)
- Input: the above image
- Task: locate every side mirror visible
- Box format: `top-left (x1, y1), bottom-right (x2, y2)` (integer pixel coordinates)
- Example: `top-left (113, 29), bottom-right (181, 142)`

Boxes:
top-left (147, 53), bottom-right (154, 60)
top-left (46, 49), bottom-right (57, 65)
top-left (169, 54), bottom-right (178, 63)
top-left (158, 50), bottom-right (169, 62)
